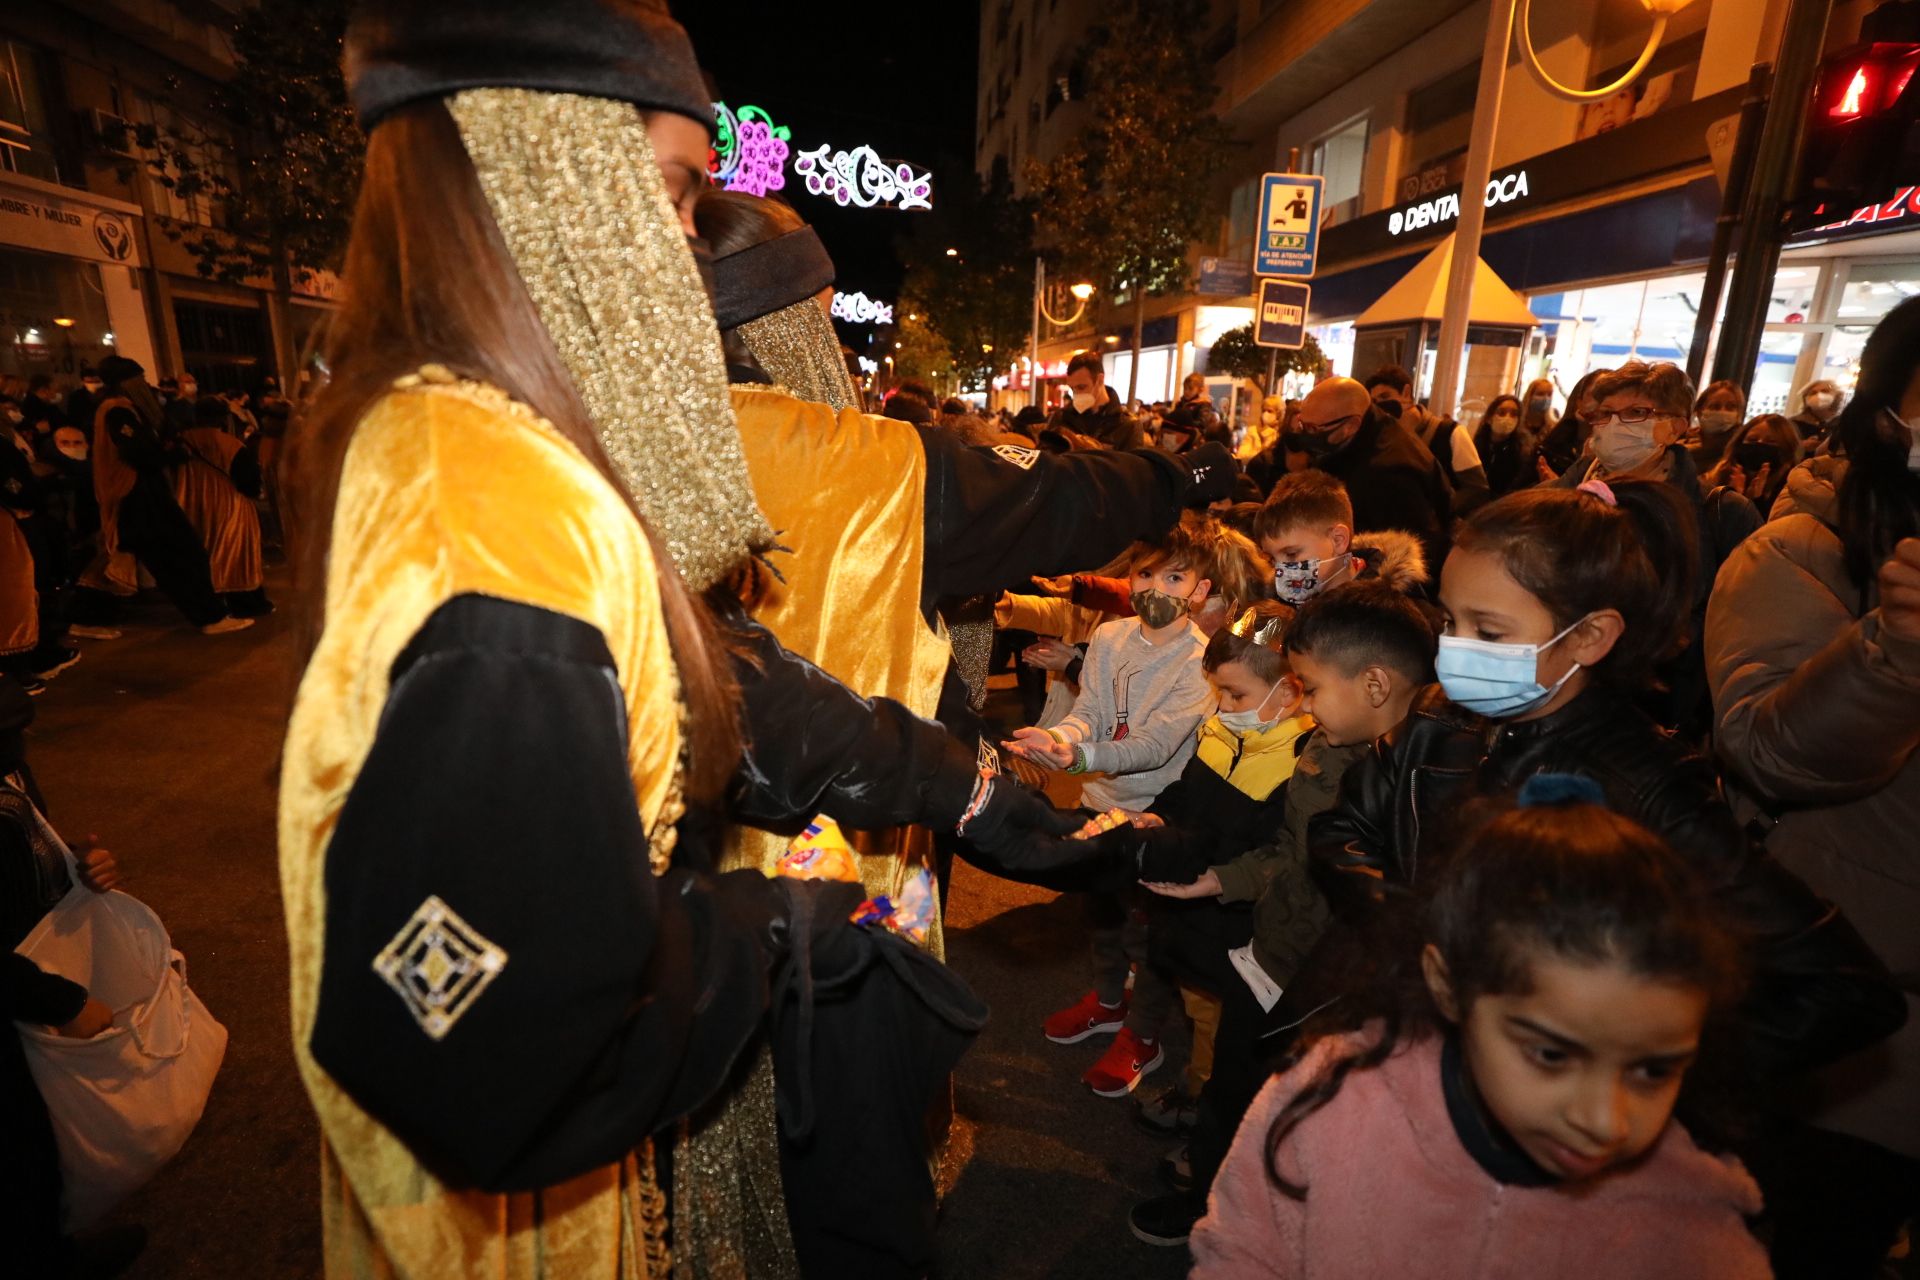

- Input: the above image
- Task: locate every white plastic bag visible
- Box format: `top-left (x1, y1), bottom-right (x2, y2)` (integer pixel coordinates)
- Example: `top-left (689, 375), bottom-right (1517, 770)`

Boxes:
top-left (15, 842), bottom-right (228, 1229)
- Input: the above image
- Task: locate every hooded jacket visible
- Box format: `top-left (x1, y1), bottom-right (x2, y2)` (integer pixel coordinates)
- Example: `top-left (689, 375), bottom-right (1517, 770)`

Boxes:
top-left (1707, 456), bottom-right (1920, 1157)
top-left (1348, 529), bottom-right (1429, 596)
top-left (1309, 682), bottom-right (1906, 1081)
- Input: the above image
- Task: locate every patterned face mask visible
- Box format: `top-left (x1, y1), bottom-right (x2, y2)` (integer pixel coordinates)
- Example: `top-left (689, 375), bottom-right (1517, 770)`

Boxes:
top-left (1273, 553), bottom-right (1351, 605)
top-left (1130, 586), bottom-right (1194, 629)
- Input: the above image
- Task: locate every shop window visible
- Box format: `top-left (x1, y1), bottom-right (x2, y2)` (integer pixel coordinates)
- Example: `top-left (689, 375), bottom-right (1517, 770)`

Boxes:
top-left (172, 297), bottom-right (269, 392)
top-left (1309, 115), bottom-right (1368, 222)
top-left (0, 40), bottom-right (62, 184)
top-left (1398, 62), bottom-right (1477, 201)
top-left (0, 246), bottom-right (116, 381)
top-left (1224, 175), bottom-right (1258, 264)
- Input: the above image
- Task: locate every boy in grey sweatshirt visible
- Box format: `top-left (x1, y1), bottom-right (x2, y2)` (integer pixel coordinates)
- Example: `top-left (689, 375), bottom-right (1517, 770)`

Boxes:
top-left (1006, 517), bottom-right (1220, 1095)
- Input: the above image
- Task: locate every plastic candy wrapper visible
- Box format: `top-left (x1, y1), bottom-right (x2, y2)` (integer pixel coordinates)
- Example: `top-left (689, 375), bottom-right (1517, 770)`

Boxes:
top-left (851, 865), bottom-right (937, 945)
top-left (1071, 808), bottom-right (1131, 840)
top-left (777, 815), bottom-right (860, 883)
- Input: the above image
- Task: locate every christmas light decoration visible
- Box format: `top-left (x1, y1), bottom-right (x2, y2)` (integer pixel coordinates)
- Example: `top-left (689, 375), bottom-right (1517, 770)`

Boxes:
top-left (795, 143), bottom-right (933, 211)
top-left (830, 291), bottom-right (895, 325)
top-left (709, 102), bottom-right (791, 197)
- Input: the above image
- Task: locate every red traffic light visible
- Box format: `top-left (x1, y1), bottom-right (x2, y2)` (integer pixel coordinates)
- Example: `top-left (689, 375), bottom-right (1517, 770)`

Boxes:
top-left (1821, 43), bottom-right (1920, 120)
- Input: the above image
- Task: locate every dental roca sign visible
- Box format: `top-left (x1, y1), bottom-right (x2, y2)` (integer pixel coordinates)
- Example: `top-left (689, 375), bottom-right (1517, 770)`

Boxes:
top-left (1388, 169), bottom-right (1532, 237)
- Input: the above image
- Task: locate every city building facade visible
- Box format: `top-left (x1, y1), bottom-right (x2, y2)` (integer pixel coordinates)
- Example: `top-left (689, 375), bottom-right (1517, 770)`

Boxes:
top-left (978, 0), bottom-right (1905, 420)
top-left (1, 1), bottom-right (329, 393)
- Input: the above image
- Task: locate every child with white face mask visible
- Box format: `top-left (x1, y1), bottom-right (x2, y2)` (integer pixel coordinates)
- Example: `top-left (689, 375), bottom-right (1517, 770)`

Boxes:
top-left (1309, 480), bottom-right (1902, 1118)
top-left (1254, 471), bottom-right (1429, 607)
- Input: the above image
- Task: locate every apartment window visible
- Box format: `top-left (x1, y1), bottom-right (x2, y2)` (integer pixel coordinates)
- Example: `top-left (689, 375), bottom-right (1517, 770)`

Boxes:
top-left (1309, 115), bottom-right (1368, 217)
top-left (1399, 62), bottom-right (1477, 197)
top-left (0, 40), bottom-right (62, 183)
top-left (130, 96), bottom-right (239, 229)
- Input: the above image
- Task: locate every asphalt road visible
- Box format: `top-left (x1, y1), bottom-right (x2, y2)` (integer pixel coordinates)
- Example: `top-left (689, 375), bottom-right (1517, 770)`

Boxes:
top-left (31, 598), bottom-right (1195, 1278)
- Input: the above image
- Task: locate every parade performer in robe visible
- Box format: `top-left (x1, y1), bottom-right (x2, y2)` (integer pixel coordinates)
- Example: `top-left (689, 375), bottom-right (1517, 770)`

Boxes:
top-left (697, 189), bottom-right (1239, 914)
top-left (284, 6), bottom-right (1088, 1277)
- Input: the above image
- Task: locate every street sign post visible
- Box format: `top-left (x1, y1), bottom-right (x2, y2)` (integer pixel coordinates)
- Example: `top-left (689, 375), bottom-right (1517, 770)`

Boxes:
top-left (1254, 172), bottom-right (1324, 278)
top-left (1255, 279), bottom-right (1310, 350)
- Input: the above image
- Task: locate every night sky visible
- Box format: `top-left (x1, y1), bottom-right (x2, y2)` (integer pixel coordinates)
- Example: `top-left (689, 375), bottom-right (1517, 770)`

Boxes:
top-left (678, 4), bottom-right (979, 332)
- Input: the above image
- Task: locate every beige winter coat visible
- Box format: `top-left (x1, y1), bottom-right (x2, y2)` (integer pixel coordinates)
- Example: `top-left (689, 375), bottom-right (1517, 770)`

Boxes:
top-left (1706, 457), bottom-right (1920, 1157)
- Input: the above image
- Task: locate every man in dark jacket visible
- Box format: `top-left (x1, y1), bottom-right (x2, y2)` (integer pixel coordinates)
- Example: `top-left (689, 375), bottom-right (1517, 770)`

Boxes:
top-left (1363, 365), bottom-right (1488, 513)
top-left (1048, 351), bottom-right (1142, 450)
top-left (1282, 376), bottom-right (1453, 570)
top-left (1173, 373), bottom-right (1228, 448)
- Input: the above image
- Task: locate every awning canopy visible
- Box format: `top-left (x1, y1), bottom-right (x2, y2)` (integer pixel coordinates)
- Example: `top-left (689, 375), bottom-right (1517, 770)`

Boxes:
top-left (1354, 233), bottom-right (1538, 329)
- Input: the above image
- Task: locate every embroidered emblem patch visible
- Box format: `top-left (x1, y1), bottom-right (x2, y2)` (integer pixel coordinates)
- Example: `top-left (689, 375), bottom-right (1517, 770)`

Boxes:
top-left (992, 443), bottom-right (1040, 470)
top-left (373, 895), bottom-right (508, 1041)
top-left (977, 737), bottom-right (1002, 778)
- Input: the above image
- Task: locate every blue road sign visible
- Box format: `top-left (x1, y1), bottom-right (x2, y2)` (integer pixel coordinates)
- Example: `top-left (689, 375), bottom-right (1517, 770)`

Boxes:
top-left (1255, 280), bottom-right (1311, 350)
top-left (1254, 173), bottom-right (1323, 278)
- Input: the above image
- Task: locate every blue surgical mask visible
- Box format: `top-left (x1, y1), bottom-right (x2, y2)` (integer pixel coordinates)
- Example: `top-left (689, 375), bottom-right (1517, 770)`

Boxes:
top-left (1273, 552), bottom-right (1351, 606)
top-left (1434, 615), bottom-right (1589, 718)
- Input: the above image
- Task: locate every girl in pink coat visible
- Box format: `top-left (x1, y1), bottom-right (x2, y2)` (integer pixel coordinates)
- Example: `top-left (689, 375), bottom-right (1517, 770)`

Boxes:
top-left (1191, 789), bottom-right (1771, 1279)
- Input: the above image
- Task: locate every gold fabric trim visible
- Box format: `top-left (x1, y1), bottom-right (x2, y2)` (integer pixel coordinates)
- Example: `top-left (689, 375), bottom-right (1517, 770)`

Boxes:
top-left (447, 88), bottom-right (776, 591)
top-left (672, 1045), bottom-right (799, 1280)
top-left (736, 300), bottom-right (861, 412)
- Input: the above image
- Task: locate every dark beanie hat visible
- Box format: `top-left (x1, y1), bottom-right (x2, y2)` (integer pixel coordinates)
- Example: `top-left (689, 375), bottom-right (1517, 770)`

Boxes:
top-left (97, 355), bottom-right (145, 386)
top-left (344, 0), bottom-right (712, 134)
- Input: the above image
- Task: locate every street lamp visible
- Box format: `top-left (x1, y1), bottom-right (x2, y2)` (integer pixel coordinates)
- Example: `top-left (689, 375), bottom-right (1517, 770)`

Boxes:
top-left (1427, 0), bottom-right (1694, 417)
top-left (1028, 259), bottom-right (1097, 410)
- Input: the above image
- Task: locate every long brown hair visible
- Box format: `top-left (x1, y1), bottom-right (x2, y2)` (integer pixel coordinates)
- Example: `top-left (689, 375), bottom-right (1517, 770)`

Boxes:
top-left (287, 100), bottom-right (741, 799)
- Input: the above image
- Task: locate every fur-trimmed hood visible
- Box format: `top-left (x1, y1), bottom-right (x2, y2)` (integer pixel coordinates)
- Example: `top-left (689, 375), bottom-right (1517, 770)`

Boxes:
top-left (1351, 528), bottom-right (1429, 594)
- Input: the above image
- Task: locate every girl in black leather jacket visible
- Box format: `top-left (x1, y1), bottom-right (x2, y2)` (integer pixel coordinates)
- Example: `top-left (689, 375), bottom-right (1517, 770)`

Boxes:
top-left (1310, 479), bottom-right (1903, 1083)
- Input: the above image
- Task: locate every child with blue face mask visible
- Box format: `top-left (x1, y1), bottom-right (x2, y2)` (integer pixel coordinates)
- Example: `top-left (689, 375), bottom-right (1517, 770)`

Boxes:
top-left (1309, 480), bottom-right (1903, 1097)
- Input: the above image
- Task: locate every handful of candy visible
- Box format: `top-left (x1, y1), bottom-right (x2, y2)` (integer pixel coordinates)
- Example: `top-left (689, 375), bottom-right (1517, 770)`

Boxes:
top-left (1072, 808), bottom-right (1131, 840)
top-left (851, 865), bottom-right (938, 945)
top-left (777, 815), bottom-right (861, 883)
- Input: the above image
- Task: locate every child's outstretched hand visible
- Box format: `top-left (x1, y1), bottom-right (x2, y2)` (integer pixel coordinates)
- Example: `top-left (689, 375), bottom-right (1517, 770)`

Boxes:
top-left (1141, 868), bottom-right (1222, 900)
top-left (75, 836), bottom-right (123, 894)
top-left (1003, 726), bottom-right (1075, 769)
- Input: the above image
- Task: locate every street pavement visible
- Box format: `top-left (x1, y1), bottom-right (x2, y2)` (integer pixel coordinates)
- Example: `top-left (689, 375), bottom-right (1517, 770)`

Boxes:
top-left (34, 598), bottom-right (1194, 1278)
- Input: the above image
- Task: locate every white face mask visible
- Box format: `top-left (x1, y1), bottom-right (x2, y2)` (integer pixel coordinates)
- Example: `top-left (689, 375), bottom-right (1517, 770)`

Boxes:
top-left (1070, 389), bottom-right (1097, 413)
top-left (1273, 552), bottom-right (1352, 605)
top-left (1807, 391), bottom-right (1836, 411)
top-left (1697, 409), bottom-right (1740, 434)
top-left (1592, 415), bottom-right (1663, 473)
top-left (1488, 412), bottom-right (1519, 438)
top-left (1217, 679), bottom-right (1288, 734)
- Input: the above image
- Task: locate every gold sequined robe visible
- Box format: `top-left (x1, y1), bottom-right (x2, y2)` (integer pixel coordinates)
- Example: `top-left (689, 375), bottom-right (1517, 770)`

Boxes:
top-left (725, 386), bottom-right (951, 951)
top-left (279, 376), bottom-right (683, 1279)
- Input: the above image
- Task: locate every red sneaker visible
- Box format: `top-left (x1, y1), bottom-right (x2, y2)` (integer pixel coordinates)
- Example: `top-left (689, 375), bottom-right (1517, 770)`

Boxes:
top-left (1083, 1028), bottom-right (1165, 1097)
top-left (1043, 990), bottom-right (1128, 1044)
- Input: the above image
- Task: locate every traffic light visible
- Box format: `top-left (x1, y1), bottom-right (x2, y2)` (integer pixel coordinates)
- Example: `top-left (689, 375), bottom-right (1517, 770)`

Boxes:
top-left (1790, 38), bottom-right (1920, 229)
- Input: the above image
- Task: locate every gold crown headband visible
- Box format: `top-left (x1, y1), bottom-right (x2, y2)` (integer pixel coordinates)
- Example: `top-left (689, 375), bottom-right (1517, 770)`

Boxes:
top-left (1229, 606), bottom-right (1287, 648)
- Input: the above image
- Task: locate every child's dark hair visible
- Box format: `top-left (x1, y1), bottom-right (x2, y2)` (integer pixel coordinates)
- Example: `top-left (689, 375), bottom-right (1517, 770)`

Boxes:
top-left (1255, 471), bottom-right (1353, 546)
top-left (1284, 581), bottom-right (1437, 683)
top-left (1133, 510), bottom-right (1226, 583)
top-left (1204, 599), bottom-right (1295, 682)
top-left (1452, 480), bottom-right (1697, 688)
top-left (1265, 793), bottom-right (1744, 1198)
top-left (1830, 295), bottom-right (1920, 591)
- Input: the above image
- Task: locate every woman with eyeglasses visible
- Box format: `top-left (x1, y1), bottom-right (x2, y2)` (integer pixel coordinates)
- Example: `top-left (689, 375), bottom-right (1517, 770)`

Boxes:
top-left (1548, 361), bottom-right (1760, 740)
top-left (1704, 294), bottom-right (1920, 1279)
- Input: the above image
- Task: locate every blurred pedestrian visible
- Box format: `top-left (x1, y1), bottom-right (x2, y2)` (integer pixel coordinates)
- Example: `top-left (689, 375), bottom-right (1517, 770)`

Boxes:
top-left (1788, 378), bottom-right (1844, 448)
top-left (1050, 352), bottom-right (1143, 449)
top-left (1687, 379), bottom-right (1747, 473)
top-left (1704, 413), bottom-right (1801, 518)
top-left (1364, 365), bottom-right (1487, 512)
top-left (1471, 393), bottom-right (1538, 496)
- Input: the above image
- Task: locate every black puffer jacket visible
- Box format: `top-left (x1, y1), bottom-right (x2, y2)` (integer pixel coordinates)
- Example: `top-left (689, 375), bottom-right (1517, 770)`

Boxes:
top-left (1310, 683), bottom-right (1906, 1080)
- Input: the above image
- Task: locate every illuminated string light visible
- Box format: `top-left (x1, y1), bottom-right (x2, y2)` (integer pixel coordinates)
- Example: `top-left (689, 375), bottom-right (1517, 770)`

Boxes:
top-left (795, 143), bottom-right (933, 211)
top-left (830, 291), bottom-right (895, 325)
top-left (709, 102), bottom-right (791, 196)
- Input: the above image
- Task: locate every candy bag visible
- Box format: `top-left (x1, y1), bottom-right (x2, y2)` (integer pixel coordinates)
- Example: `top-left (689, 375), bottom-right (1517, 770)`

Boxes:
top-left (777, 815), bottom-right (861, 883)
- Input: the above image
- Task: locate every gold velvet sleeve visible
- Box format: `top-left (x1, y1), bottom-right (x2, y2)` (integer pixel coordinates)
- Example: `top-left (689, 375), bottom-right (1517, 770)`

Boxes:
top-left (279, 373), bottom-right (681, 1280)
